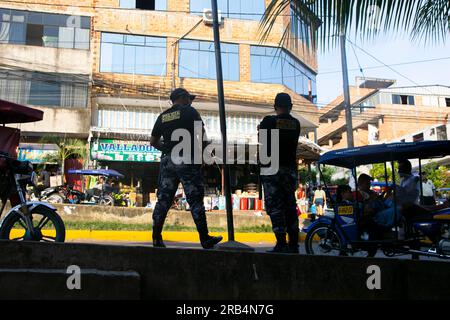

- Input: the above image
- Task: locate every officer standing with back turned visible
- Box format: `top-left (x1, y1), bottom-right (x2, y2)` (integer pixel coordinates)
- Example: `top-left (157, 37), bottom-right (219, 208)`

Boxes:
top-left (259, 93), bottom-right (301, 253)
top-left (150, 88), bottom-right (223, 249)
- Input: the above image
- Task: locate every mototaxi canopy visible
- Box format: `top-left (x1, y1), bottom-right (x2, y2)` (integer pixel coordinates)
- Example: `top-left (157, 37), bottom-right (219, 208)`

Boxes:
top-left (67, 169), bottom-right (124, 178)
top-left (0, 99), bottom-right (43, 124)
top-left (319, 141), bottom-right (450, 169)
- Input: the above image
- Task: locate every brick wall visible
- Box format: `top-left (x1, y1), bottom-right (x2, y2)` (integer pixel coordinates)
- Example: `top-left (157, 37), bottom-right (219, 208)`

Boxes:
top-left (319, 103), bottom-right (450, 149)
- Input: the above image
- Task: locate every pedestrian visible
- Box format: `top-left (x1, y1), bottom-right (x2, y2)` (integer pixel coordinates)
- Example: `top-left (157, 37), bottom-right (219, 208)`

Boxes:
top-left (150, 88), bottom-right (222, 249)
top-left (313, 185), bottom-right (327, 216)
top-left (259, 93), bottom-right (301, 253)
top-left (421, 172), bottom-right (436, 206)
top-left (296, 183), bottom-right (307, 215)
top-left (39, 165), bottom-right (50, 189)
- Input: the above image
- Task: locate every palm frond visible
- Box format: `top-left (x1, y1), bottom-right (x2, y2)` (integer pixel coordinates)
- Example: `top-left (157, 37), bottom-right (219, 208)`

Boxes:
top-left (39, 136), bottom-right (87, 161)
top-left (260, 0), bottom-right (448, 52)
top-left (411, 0), bottom-right (450, 44)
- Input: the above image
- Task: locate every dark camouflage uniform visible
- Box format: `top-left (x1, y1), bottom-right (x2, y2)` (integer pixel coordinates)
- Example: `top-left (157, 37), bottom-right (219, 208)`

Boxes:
top-left (261, 166), bottom-right (299, 234)
top-left (152, 156), bottom-right (208, 239)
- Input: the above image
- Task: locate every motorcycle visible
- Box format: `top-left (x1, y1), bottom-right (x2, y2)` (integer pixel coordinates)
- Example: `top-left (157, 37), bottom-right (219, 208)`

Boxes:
top-left (303, 140), bottom-right (450, 260)
top-left (67, 169), bottom-right (124, 206)
top-left (28, 185), bottom-right (66, 204)
top-left (0, 99), bottom-right (65, 242)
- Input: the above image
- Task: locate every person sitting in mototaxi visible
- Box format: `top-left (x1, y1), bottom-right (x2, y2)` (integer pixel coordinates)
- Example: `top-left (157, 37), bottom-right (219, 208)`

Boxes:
top-left (371, 159), bottom-right (449, 227)
top-left (354, 174), bottom-right (391, 231)
top-left (394, 161), bottom-right (449, 220)
top-left (336, 185), bottom-right (354, 205)
top-left (86, 176), bottom-right (111, 200)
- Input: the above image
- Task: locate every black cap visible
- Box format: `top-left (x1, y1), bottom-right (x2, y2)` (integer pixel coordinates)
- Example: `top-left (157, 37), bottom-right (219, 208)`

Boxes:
top-left (170, 88), bottom-right (196, 102)
top-left (274, 93), bottom-right (293, 108)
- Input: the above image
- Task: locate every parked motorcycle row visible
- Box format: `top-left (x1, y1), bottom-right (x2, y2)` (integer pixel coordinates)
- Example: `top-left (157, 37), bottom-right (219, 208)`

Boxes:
top-left (27, 184), bottom-right (129, 207)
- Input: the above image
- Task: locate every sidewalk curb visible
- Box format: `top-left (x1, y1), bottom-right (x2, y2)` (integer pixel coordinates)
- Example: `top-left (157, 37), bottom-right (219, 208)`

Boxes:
top-left (11, 229), bottom-right (308, 243)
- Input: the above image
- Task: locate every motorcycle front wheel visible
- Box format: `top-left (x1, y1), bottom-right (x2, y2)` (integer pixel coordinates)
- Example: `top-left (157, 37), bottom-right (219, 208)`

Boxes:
top-left (305, 223), bottom-right (345, 256)
top-left (0, 205), bottom-right (65, 242)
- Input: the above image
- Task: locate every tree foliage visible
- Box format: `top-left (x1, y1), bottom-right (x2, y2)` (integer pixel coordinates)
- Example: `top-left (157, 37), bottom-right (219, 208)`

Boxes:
top-left (260, 0), bottom-right (449, 52)
top-left (423, 163), bottom-right (450, 189)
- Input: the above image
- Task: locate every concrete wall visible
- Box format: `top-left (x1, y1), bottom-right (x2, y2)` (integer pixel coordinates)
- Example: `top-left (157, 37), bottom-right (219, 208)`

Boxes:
top-left (44, 204), bottom-right (272, 228)
top-left (0, 44), bottom-right (91, 75)
top-left (1, 241), bottom-right (450, 299)
top-left (13, 107), bottom-right (91, 137)
top-left (0, 268), bottom-right (140, 299)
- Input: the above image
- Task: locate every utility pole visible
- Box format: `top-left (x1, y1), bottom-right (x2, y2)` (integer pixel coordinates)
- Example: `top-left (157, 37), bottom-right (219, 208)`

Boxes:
top-left (211, 0), bottom-right (253, 251)
top-left (340, 25), bottom-right (354, 148)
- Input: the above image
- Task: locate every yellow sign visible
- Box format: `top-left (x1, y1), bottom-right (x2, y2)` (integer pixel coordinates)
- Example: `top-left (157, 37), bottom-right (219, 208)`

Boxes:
top-left (338, 206), bottom-right (354, 216)
top-left (162, 111), bottom-right (181, 123)
top-left (433, 214), bottom-right (450, 220)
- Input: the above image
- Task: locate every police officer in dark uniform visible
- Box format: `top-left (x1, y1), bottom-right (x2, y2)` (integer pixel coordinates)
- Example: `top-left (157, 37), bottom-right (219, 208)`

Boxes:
top-left (259, 93), bottom-right (301, 253)
top-left (150, 88), bottom-right (223, 249)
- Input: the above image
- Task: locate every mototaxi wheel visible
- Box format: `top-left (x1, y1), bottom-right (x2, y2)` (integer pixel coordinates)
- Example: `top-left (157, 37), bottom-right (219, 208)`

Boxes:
top-left (0, 205), bottom-right (65, 242)
top-left (46, 193), bottom-right (65, 204)
top-left (99, 195), bottom-right (114, 206)
top-left (305, 223), bottom-right (345, 256)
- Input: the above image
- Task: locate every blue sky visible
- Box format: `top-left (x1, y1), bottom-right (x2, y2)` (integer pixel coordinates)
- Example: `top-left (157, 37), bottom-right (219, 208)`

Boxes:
top-left (316, 33), bottom-right (450, 107)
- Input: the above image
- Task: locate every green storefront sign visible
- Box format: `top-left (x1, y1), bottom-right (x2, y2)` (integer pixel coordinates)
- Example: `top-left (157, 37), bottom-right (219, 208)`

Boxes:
top-left (91, 139), bottom-right (161, 162)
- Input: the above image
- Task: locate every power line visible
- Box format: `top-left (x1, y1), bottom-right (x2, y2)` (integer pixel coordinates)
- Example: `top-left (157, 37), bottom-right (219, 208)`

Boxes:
top-left (346, 38), bottom-right (435, 94)
top-left (319, 56), bottom-right (450, 75)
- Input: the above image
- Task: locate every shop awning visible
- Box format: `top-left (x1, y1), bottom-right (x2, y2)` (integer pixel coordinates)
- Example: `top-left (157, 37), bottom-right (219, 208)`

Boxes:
top-left (297, 137), bottom-right (325, 162)
top-left (291, 112), bottom-right (318, 135)
top-left (206, 137), bottom-right (324, 164)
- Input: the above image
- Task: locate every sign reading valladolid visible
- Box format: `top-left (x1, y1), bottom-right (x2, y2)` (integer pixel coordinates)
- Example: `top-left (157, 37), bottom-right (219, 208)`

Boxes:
top-left (90, 139), bottom-right (161, 162)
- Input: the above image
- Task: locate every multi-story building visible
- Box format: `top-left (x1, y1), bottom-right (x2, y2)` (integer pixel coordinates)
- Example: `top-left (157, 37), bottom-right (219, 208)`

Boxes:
top-left (1, 0), bottom-right (321, 199)
top-left (317, 77), bottom-right (450, 150)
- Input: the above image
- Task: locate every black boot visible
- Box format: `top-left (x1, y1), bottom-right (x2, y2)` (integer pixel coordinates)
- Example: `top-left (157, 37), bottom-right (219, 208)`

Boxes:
top-left (267, 233), bottom-right (288, 253)
top-left (152, 226), bottom-right (166, 248)
top-left (287, 231), bottom-right (299, 254)
top-left (197, 222), bottom-right (223, 249)
top-left (201, 235), bottom-right (223, 249)
top-left (152, 237), bottom-right (166, 248)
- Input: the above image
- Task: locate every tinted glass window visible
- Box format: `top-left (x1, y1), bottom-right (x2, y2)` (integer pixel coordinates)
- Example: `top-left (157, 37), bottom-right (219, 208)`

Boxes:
top-left (178, 39), bottom-right (239, 81)
top-left (0, 8), bottom-right (90, 50)
top-left (9, 21), bottom-right (25, 44)
top-left (59, 27), bottom-right (74, 48)
top-left (251, 45), bottom-right (317, 99)
top-left (43, 25), bottom-right (59, 47)
top-left (190, 0), bottom-right (265, 20)
top-left (29, 78), bottom-right (61, 107)
top-left (100, 32), bottom-right (167, 76)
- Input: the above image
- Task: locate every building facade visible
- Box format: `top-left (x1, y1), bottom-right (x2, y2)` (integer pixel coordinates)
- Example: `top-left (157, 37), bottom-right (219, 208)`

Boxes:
top-left (1, 0), bottom-right (321, 199)
top-left (317, 78), bottom-right (450, 150)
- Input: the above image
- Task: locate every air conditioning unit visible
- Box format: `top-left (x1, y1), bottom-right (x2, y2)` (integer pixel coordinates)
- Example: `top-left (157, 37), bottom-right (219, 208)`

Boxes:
top-left (202, 8), bottom-right (223, 25)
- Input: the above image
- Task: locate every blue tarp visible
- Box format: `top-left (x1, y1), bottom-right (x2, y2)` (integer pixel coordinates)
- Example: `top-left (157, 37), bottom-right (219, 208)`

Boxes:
top-left (319, 140), bottom-right (450, 169)
top-left (371, 181), bottom-right (394, 187)
top-left (67, 169), bottom-right (124, 178)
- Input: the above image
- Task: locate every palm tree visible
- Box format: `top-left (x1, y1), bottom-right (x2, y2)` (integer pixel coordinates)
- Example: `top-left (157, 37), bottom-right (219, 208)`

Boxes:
top-left (260, 0), bottom-right (449, 51)
top-left (40, 136), bottom-right (87, 183)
